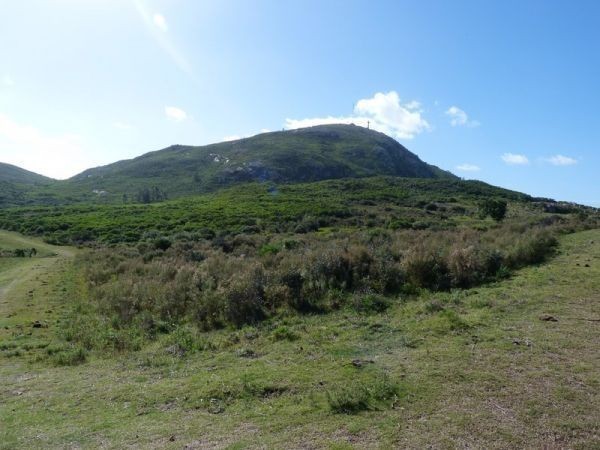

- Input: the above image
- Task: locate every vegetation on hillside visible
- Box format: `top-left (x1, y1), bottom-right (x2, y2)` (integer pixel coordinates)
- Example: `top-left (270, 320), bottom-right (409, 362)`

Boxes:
top-left (69, 124), bottom-right (455, 200)
top-left (0, 162), bottom-right (51, 185)
top-left (0, 176), bottom-right (554, 246)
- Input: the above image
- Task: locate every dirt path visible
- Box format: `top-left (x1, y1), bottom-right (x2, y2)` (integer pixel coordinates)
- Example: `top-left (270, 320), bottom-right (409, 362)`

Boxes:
top-left (0, 230), bottom-right (76, 340)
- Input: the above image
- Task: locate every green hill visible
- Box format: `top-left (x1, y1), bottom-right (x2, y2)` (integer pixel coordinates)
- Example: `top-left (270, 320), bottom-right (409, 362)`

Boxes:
top-left (0, 163), bottom-right (51, 184)
top-left (67, 124), bottom-right (455, 202)
top-left (0, 124), bottom-right (455, 206)
top-left (0, 163), bottom-right (55, 207)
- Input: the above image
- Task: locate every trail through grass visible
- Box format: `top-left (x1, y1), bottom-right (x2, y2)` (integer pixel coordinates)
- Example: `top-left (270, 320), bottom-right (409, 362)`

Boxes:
top-left (1, 229), bottom-right (599, 449)
top-left (0, 231), bottom-right (75, 344)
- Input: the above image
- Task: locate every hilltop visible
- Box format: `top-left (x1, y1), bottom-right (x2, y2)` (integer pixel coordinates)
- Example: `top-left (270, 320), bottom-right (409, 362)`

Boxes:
top-left (72, 124), bottom-right (454, 195)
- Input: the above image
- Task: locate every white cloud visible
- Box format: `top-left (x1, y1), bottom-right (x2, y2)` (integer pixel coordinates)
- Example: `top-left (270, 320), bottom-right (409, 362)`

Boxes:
top-left (404, 100), bottom-right (421, 110)
top-left (456, 163), bottom-right (481, 172)
top-left (501, 153), bottom-right (529, 165)
top-left (153, 13), bottom-right (168, 32)
top-left (0, 113), bottom-right (90, 179)
top-left (2, 75), bottom-right (14, 87)
top-left (113, 121), bottom-right (133, 130)
top-left (285, 91), bottom-right (430, 140)
top-left (446, 106), bottom-right (480, 127)
top-left (546, 154), bottom-right (577, 166)
top-left (165, 106), bottom-right (187, 121)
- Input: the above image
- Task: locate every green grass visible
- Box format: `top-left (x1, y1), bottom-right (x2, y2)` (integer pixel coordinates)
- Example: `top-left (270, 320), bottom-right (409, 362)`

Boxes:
top-left (0, 231), bottom-right (76, 357)
top-left (1, 229), bottom-right (599, 448)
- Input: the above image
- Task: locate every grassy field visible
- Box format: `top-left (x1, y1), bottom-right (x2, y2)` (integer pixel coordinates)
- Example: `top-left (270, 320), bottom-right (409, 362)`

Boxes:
top-left (1, 229), bottom-right (599, 448)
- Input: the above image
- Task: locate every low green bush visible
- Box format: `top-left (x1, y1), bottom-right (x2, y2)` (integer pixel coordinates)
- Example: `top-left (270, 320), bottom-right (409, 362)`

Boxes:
top-left (326, 373), bottom-right (400, 414)
top-left (272, 325), bottom-right (299, 341)
top-left (352, 293), bottom-right (392, 314)
top-left (51, 345), bottom-right (88, 366)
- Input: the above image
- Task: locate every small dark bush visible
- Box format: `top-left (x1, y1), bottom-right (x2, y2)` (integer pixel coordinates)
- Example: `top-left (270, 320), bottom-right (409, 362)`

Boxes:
top-left (294, 217), bottom-right (320, 234)
top-left (479, 199), bottom-right (507, 222)
top-left (153, 237), bottom-right (172, 251)
top-left (222, 266), bottom-right (266, 327)
top-left (403, 249), bottom-right (450, 290)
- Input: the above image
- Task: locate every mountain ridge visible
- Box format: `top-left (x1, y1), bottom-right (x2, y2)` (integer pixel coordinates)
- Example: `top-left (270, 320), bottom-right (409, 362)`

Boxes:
top-left (69, 124), bottom-right (455, 189)
top-left (0, 124), bottom-right (458, 206)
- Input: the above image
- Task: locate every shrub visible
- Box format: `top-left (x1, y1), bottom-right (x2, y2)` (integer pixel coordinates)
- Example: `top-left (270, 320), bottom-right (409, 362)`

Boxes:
top-left (222, 266), bottom-right (266, 327)
top-left (327, 374), bottom-right (400, 414)
top-left (402, 247), bottom-right (450, 290)
top-left (423, 299), bottom-right (445, 313)
top-left (153, 237), bottom-right (172, 251)
top-left (294, 216), bottom-right (320, 234)
top-left (437, 309), bottom-right (470, 333)
top-left (447, 245), bottom-right (484, 287)
top-left (506, 230), bottom-right (558, 268)
top-left (51, 345), bottom-right (88, 366)
top-left (259, 243), bottom-right (280, 256)
top-left (387, 218), bottom-right (413, 230)
top-left (272, 325), bottom-right (299, 341)
top-left (411, 221), bottom-right (431, 230)
top-left (352, 293), bottom-right (392, 314)
top-left (309, 249), bottom-right (353, 291)
top-left (264, 284), bottom-right (294, 311)
top-left (483, 249), bottom-right (504, 276)
top-left (194, 290), bottom-right (226, 331)
top-left (479, 199), bottom-right (507, 222)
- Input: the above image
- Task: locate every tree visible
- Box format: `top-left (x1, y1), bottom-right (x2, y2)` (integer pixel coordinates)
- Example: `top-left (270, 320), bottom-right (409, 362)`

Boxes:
top-left (136, 186), bottom-right (167, 204)
top-left (479, 199), bottom-right (507, 222)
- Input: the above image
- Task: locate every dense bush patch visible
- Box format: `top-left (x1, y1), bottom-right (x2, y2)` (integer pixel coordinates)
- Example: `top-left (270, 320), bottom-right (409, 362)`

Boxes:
top-left (58, 213), bottom-right (593, 352)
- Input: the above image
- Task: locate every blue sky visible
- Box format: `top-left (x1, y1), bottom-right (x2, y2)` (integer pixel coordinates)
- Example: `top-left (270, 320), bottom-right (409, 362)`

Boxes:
top-left (0, 0), bottom-right (598, 205)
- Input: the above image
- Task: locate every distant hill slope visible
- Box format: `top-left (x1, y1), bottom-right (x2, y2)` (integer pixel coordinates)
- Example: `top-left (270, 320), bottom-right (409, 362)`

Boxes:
top-left (0, 163), bottom-right (55, 207)
top-left (0, 163), bottom-right (51, 184)
top-left (67, 124), bottom-right (455, 201)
